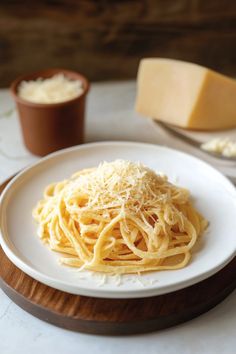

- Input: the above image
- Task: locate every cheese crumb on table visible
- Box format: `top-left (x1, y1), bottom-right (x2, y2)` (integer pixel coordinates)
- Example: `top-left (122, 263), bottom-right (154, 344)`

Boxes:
top-left (18, 74), bottom-right (84, 104)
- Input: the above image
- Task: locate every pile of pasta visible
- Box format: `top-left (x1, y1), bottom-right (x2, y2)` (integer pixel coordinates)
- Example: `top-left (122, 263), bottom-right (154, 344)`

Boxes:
top-left (33, 160), bottom-right (208, 274)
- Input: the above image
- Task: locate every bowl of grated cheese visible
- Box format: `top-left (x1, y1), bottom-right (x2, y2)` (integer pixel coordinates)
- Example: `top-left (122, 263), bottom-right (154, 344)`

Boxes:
top-left (10, 68), bottom-right (90, 156)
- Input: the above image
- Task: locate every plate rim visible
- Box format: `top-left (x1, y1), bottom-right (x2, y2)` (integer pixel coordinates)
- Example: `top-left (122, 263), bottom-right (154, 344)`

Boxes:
top-left (0, 141), bottom-right (236, 299)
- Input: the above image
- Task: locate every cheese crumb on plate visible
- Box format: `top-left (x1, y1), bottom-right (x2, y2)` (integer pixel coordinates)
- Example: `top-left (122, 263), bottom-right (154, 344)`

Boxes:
top-left (201, 137), bottom-right (236, 157)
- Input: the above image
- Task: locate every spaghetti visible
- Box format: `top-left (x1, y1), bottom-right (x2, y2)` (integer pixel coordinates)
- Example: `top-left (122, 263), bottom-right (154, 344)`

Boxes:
top-left (33, 160), bottom-right (208, 274)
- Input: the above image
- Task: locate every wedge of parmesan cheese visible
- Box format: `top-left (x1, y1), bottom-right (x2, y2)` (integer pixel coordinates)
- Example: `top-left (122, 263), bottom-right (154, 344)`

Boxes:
top-left (135, 58), bottom-right (236, 131)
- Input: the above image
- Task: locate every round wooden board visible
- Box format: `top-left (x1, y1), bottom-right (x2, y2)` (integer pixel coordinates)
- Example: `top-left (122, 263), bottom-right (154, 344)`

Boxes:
top-left (0, 177), bottom-right (235, 335)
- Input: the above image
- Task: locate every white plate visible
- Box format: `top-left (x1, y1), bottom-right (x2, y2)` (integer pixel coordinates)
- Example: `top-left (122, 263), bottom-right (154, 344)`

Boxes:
top-left (0, 142), bottom-right (236, 299)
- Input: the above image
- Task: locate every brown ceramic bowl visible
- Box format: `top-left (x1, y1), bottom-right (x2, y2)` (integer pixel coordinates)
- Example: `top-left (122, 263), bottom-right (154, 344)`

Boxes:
top-left (10, 68), bottom-right (90, 156)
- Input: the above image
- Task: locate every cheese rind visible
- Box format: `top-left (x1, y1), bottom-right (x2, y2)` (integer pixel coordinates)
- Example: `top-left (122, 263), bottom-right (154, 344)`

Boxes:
top-left (135, 58), bottom-right (236, 131)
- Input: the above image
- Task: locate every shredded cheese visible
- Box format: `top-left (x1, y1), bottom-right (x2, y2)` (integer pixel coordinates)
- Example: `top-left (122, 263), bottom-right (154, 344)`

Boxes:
top-left (18, 73), bottom-right (84, 104)
top-left (68, 160), bottom-right (183, 214)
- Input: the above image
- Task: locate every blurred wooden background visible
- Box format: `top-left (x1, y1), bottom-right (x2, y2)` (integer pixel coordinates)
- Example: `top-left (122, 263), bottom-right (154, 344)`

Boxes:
top-left (1, 0), bottom-right (236, 86)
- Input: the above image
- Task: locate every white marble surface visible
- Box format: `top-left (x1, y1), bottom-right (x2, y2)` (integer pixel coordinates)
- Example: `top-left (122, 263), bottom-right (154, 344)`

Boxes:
top-left (0, 82), bottom-right (235, 353)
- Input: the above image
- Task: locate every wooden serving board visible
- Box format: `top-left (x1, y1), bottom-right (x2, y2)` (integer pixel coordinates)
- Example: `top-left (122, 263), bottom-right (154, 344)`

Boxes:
top-left (0, 177), bottom-right (235, 335)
